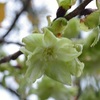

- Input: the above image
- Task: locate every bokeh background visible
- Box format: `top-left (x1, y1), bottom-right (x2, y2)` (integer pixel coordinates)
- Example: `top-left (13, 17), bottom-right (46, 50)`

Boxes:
top-left (1, 0), bottom-right (100, 100)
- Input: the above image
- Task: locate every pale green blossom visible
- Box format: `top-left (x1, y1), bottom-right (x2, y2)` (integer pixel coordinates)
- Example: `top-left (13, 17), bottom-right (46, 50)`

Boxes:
top-left (21, 28), bottom-right (84, 85)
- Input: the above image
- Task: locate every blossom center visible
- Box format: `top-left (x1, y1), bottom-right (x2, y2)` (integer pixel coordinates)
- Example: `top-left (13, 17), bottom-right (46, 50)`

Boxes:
top-left (43, 47), bottom-right (54, 61)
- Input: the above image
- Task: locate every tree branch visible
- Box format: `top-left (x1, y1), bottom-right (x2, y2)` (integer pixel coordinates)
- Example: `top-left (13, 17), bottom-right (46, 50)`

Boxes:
top-left (0, 38), bottom-right (23, 46)
top-left (65, 0), bottom-right (93, 20)
top-left (0, 82), bottom-right (20, 99)
top-left (80, 8), bottom-right (96, 16)
top-left (0, 51), bottom-right (23, 64)
top-left (1, 0), bottom-right (31, 38)
top-left (74, 79), bottom-right (82, 100)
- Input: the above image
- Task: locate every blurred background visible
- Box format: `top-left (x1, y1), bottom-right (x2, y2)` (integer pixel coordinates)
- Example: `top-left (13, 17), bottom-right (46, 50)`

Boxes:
top-left (0, 0), bottom-right (100, 100)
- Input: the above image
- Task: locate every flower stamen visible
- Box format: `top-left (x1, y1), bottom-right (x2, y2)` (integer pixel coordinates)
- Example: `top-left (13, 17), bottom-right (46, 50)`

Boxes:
top-left (43, 47), bottom-right (54, 61)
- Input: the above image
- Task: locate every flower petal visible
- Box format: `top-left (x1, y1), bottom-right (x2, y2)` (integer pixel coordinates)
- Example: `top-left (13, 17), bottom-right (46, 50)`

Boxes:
top-left (25, 48), bottom-right (46, 84)
top-left (22, 34), bottom-right (43, 52)
top-left (43, 28), bottom-right (58, 47)
top-left (56, 43), bottom-right (83, 62)
top-left (56, 47), bottom-right (78, 61)
top-left (66, 58), bottom-right (84, 77)
top-left (20, 47), bottom-right (31, 56)
top-left (45, 60), bottom-right (71, 85)
top-left (55, 37), bottom-right (73, 49)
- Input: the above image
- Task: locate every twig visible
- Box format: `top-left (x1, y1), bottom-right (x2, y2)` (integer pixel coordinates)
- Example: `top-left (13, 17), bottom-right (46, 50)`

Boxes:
top-left (0, 82), bottom-right (20, 98)
top-left (8, 87), bottom-right (20, 98)
top-left (74, 79), bottom-right (82, 100)
top-left (4, 41), bottom-right (23, 46)
top-left (75, 85), bottom-right (81, 100)
top-left (1, 0), bottom-right (31, 38)
top-left (0, 38), bottom-right (23, 46)
top-left (65, 0), bottom-right (93, 20)
top-left (0, 51), bottom-right (23, 64)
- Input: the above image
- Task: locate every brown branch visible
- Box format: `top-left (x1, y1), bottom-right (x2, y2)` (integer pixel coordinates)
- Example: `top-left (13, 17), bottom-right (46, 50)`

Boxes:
top-left (1, 0), bottom-right (31, 38)
top-left (80, 8), bottom-right (97, 16)
top-left (56, 6), bottom-right (67, 18)
top-left (64, 0), bottom-right (93, 20)
top-left (0, 51), bottom-right (23, 64)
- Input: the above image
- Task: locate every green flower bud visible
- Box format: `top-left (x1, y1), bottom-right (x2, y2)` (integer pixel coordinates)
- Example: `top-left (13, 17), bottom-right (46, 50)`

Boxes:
top-left (84, 10), bottom-right (100, 29)
top-left (62, 18), bottom-right (80, 38)
top-left (56, 0), bottom-right (76, 10)
top-left (48, 18), bottom-right (67, 36)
